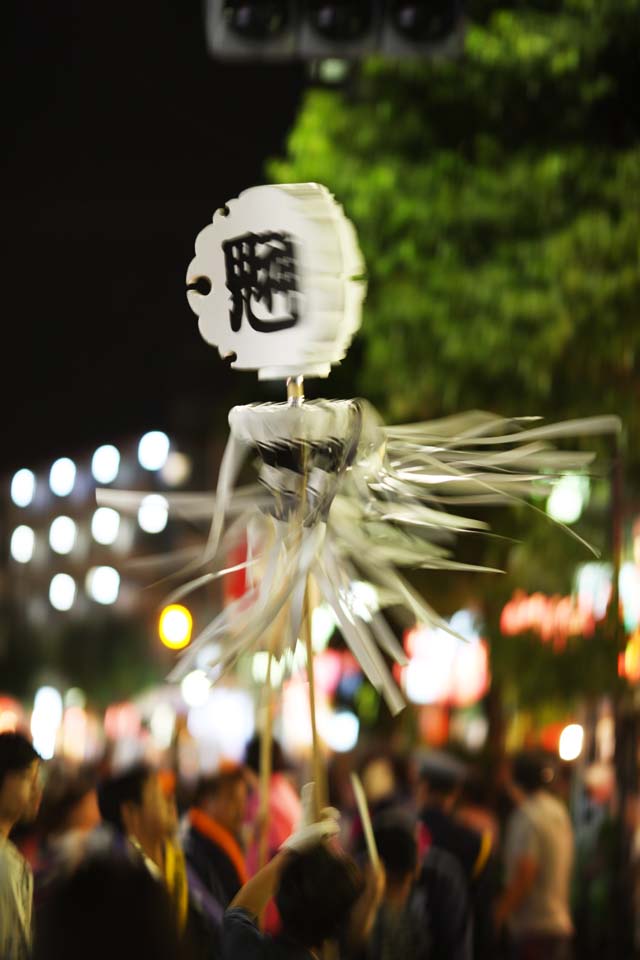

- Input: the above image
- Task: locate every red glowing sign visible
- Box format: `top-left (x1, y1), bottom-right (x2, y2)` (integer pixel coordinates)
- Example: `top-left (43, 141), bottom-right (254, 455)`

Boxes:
top-left (500, 590), bottom-right (597, 650)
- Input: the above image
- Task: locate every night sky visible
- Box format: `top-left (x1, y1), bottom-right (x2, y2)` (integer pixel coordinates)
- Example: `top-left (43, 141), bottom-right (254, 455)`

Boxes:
top-left (4, 1), bottom-right (306, 474)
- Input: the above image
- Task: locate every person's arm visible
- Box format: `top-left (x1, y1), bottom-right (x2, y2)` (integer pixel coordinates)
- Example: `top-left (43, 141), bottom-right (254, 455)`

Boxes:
top-left (494, 854), bottom-right (538, 930)
top-left (345, 862), bottom-right (385, 950)
top-left (229, 851), bottom-right (287, 919)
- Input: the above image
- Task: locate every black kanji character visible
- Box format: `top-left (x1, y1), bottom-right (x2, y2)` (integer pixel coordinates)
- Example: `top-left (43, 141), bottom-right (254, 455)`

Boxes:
top-left (222, 231), bottom-right (299, 333)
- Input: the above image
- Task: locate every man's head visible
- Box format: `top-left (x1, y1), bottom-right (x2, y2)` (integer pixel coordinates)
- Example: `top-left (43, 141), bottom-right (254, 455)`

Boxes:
top-left (98, 765), bottom-right (169, 847)
top-left (244, 734), bottom-right (288, 775)
top-left (276, 845), bottom-right (363, 949)
top-left (417, 752), bottom-right (467, 812)
top-left (373, 812), bottom-right (419, 898)
top-left (194, 767), bottom-right (247, 838)
top-left (37, 764), bottom-right (100, 839)
top-left (0, 732), bottom-right (41, 831)
top-left (511, 753), bottom-right (553, 795)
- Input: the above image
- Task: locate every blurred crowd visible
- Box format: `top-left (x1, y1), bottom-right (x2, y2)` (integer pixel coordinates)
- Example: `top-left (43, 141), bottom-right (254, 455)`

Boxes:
top-left (1, 729), bottom-right (597, 960)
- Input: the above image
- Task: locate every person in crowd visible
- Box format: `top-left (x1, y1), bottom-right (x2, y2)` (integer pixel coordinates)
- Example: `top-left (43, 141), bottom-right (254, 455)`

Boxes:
top-left (223, 808), bottom-right (382, 960)
top-left (495, 752), bottom-right (574, 960)
top-left (33, 763), bottom-right (101, 904)
top-left (368, 810), bottom-right (472, 960)
top-left (350, 806), bottom-right (472, 960)
top-left (416, 753), bottom-right (495, 959)
top-left (160, 767), bottom-right (224, 959)
top-left (97, 763), bottom-right (189, 934)
top-left (456, 772), bottom-right (500, 850)
top-left (417, 753), bottom-right (491, 881)
top-left (33, 854), bottom-right (184, 960)
top-left (223, 780), bottom-right (384, 960)
top-left (349, 751), bottom-right (409, 854)
top-left (0, 732), bottom-right (42, 960)
top-left (183, 766), bottom-right (249, 908)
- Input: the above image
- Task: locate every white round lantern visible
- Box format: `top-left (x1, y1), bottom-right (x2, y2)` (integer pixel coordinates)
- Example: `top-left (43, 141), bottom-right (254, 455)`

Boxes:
top-left (186, 183), bottom-right (366, 380)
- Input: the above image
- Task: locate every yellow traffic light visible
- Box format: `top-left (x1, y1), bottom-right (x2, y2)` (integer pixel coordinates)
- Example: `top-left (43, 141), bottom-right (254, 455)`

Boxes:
top-left (159, 604), bottom-right (193, 650)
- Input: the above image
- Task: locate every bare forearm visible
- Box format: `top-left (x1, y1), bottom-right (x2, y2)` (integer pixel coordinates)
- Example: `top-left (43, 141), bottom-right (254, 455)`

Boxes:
top-left (495, 859), bottom-right (537, 927)
top-left (229, 852), bottom-right (286, 917)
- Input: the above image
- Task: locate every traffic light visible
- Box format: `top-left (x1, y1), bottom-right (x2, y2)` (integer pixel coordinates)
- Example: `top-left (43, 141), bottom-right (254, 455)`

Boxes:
top-left (298, 2), bottom-right (380, 59)
top-left (205, 1), bottom-right (464, 61)
top-left (205, 1), bottom-right (297, 60)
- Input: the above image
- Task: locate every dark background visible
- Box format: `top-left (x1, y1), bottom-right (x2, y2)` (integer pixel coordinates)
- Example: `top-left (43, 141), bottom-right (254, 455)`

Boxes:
top-left (3, 1), bottom-right (307, 473)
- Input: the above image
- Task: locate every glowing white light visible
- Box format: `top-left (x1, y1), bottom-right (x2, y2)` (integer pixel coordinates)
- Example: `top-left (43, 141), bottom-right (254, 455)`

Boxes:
top-left (252, 652), bottom-right (286, 687)
top-left (312, 604), bottom-right (337, 652)
top-left (449, 608), bottom-right (481, 642)
top-left (86, 566), bottom-right (120, 605)
top-left (49, 516), bottom-right (77, 555)
top-left (49, 574), bottom-right (76, 611)
top-left (91, 507), bottom-right (120, 545)
top-left (11, 469), bottom-right (36, 507)
top-left (181, 670), bottom-right (211, 708)
top-left (546, 475), bottom-right (590, 525)
top-left (187, 688), bottom-right (254, 762)
top-left (150, 703), bottom-right (176, 750)
top-left (159, 605), bottom-right (193, 649)
top-left (49, 458), bottom-right (76, 497)
top-left (343, 581), bottom-right (379, 622)
top-left (404, 629), bottom-right (458, 705)
top-left (161, 451), bottom-right (192, 487)
top-left (138, 494), bottom-right (169, 533)
top-left (91, 445), bottom-right (120, 484)
top-left (281, 680), bottom-right (313, 753)
top-left (31, 686), bottom-right (63, 760)
top-left (321, 710), bottom-right (360, 753)
top-left (10, 526), bottom-right (35, 563)
top-left (576, 562), bottom-right (613, 620)
top-left (138, 431), bottom-right (170, 471)
top-left (620, 561), bottom-right (640, 633)
top-left (559, 723), bottom-right (584, 762)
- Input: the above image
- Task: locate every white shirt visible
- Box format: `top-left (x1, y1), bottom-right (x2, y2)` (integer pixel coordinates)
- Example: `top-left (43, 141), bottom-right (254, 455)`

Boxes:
top-left (0, 835), bottom-right (33, 960)
top-left (504, 791), bottom-right (574, 937)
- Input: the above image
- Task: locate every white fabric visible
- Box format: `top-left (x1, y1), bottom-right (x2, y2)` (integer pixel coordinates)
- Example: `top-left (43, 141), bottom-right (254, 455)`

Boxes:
top-left (0, 836), bottom-right (33, 960)
top-left (100, 403), bottom-right (619, 717)
top-left (280, 783), bottom-right (340, 851)
top-left (504, 791), bottom-right (574, 937)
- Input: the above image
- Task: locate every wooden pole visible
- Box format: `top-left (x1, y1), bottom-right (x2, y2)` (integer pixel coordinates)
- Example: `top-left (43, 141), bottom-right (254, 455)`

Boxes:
top-left (286, 374), bottom-right (325, 820)
top-left (258, 649), bottom-right (274, 870)
top-left (302, 583), bottom-right (325, 819)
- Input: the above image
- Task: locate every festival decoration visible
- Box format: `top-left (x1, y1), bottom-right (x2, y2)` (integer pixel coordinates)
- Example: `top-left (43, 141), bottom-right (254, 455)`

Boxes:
top-left (99, 181), bottom-right (619, 828)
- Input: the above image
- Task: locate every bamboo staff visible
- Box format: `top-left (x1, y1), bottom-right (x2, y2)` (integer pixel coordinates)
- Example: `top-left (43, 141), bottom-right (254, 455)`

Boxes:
top-left (287, 375), bottom-right (326, 821)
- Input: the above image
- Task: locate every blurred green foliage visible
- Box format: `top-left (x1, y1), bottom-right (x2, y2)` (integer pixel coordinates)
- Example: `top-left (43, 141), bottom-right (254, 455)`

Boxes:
top-left (269, 0), bottom-right (640, 449)
top-left (270, 0), bottom-right (640, 707)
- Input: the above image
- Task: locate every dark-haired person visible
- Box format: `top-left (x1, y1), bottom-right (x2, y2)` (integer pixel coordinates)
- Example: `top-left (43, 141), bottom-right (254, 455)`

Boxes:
top-left (222, 794), bottom-right (382, 960)
top-left (0, 732), bottom-right (41, 960)
top-left (183, 767), bottom-right (249, 908)
top-left (33, 854), bottom-right (183, 960)
top-left (99, 764), bottom-right (222, 959)
top-left (224, 844), bottom-right (375, 960)
top-left (364, 811), bottom-right (472, 960)
top-left (495, 753), bottom-right (574, 960)
top-left (34, 763), bottom-right (101, 903)
top-left (416, 754), bottom-right (495, 959)
top-left (97, 764), bottom-right (188, 929)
